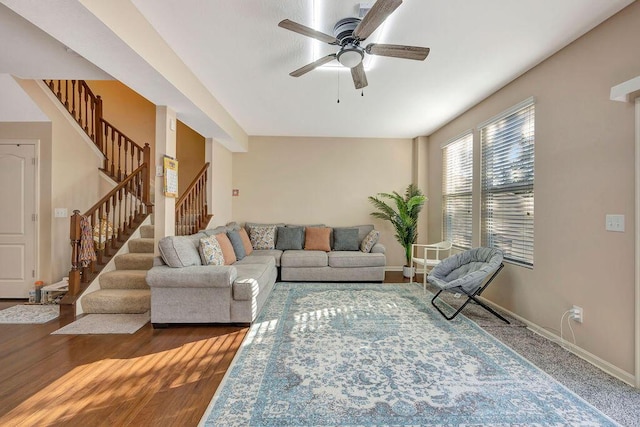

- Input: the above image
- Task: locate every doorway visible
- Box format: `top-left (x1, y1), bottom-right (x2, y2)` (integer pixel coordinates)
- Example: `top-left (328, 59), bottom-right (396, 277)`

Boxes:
top-left (0, 141), bottom-right (37, 298)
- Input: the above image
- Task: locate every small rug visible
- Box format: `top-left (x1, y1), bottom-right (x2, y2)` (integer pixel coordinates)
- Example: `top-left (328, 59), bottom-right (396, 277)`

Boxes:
top-left (51, 312), bottom-right (149, 334)
top-left (200, 283), bottom-right (619, 426)
top-left (0, 304), bottom-right (59, 324)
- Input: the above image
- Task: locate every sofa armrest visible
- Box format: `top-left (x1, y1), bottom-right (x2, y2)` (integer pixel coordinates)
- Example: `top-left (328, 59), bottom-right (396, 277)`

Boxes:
top-left (371, 243), bottom-right (386, 254)
top-left (146, 264), bottom-right (238, 289)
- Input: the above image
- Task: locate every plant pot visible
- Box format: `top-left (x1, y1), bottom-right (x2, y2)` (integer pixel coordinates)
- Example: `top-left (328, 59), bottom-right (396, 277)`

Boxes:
top-left (403, 265), bottom-right (415, 278)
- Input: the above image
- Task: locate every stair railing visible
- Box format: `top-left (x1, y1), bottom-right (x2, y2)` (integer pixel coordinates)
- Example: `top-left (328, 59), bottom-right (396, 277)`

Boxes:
top-left (44, 80), bottom-right (147, 184)
top-left (66, 144), bottom-right (152, 297)
top-left (175, 162), bottom-right (210, 236)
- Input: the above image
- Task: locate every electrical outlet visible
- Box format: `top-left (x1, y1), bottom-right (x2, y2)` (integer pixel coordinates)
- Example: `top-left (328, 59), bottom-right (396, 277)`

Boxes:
top-left (570, 305), bottom-right (583, 323)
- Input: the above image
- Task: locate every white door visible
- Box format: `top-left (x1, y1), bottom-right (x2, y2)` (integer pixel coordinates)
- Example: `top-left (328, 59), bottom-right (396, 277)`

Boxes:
top-left (0, 143), bottom-right (36, 298)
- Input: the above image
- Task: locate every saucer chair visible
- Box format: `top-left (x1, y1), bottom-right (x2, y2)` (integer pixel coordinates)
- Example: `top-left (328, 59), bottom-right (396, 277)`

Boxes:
top-left (427, 247), bottom-right (509, 324)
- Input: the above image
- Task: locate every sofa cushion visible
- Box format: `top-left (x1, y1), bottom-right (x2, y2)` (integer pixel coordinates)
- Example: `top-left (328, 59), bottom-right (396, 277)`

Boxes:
top-left (238, 228), bottom-right (253, 256)
top-left (276, 226), bottom-right (304, 250)
top-left (353, 224), bottom-right (375, 244)
top-left (201, 226), bottom-right (228, 236)
top-left (198, 235), bottom-right (225, 266)
top-left (245, 222), bottom-right (285, 245)
top-left (304, 227), bottom-right (331, 251)
top-left (360, 229), bottom-right (380, 253)
top-left (233, 260), bottom-right (275, 301)
top-left (238, 250), bottom-right (283, 267)
top-left (332, 227), bottom-right (360, 251)
top-left (215, 233), bottom-right (237, 265)
top-left (281, 250), bottom-right (328, 268)
top-left (248, 224), bottom-right (278, 250)
top-left (328, 251), bottom-right (386, 268)
top-left (158, 233), bottom-right (205, 268)
top-left (226, 230), bottom-right (246, 260)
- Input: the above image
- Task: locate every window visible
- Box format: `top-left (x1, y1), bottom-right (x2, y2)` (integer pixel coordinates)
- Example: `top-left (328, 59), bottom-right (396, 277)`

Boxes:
top-left (442, 132), bottom-right (473, 248)
top-left (480, 99), bottom-right (535, 266)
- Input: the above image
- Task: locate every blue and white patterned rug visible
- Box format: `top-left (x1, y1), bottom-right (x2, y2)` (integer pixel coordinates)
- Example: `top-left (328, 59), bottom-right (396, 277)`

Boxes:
top-left (200, 283), bottom-right (619, 426)
top-left (0, 304), bottom-right (59, 324)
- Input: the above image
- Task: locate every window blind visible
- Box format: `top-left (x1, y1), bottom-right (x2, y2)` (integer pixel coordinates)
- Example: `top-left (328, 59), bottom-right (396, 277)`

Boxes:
top-left (481, 102), bottom-right (535, 266)
top-left (442, 132), bottom-right (473, 249)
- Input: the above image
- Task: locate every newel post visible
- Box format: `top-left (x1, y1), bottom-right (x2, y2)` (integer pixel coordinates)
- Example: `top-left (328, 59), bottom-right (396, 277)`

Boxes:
top-left (68, 210), bottom-right (82, 296)
top-left (143, 143), bottom-right (153, 213)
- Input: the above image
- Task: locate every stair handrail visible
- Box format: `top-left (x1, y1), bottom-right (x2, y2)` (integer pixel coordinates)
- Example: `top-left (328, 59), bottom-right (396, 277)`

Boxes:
top-left (175, 162), bottom-right (210, 235)
top-left (44, 79), bottom-right (103, 151)
top-left (67, 144), bottom-right (152, 296)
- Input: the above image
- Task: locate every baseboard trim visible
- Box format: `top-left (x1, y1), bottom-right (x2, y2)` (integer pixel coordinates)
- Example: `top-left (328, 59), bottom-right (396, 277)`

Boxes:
top-left (478, 297), bottom-right (637, 387)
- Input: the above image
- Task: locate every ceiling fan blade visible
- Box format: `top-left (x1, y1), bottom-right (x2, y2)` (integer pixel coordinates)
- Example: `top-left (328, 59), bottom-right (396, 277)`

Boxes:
top-left (290, 54), bottom-right (336, 77)
top-left (278, 19), bottom-right (338, 45)
top-left (351, 62), bottom-right (368, 89)
top-left (353, 0), bottom-right (402, 41)
top-left (366, 43), bottom-right (430, 61)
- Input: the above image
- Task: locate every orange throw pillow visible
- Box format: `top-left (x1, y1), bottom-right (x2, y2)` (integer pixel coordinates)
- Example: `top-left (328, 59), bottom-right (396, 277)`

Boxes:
top-left (238, 228), bottom-right (253, 256)
top-left (304, 227), bottom-right (331, 251)
top-left (215, 233), bottom-right (237, 265)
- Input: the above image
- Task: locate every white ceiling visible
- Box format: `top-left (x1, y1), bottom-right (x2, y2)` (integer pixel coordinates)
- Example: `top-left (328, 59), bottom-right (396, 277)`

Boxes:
top-left (0, 0), bottom-right (634, 140)
top-left (129, 0), bottom-right (633, 138)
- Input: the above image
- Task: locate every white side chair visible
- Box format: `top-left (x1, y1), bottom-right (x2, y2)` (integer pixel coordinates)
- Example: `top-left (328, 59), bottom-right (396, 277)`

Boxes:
top-left (411, 241), bottom-right (453, 290)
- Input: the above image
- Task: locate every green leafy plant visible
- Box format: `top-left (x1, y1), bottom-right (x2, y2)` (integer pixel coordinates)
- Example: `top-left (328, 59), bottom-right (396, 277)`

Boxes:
top-left (369, 184), bottom-right (427, 267)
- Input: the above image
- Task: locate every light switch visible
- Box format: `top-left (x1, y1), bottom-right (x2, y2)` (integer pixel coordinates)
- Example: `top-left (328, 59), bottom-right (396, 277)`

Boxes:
top-left (54, 208), bottom-right (68, 218)
top-left (605, 214), bottom-right (625, 232)
top-left (156, 165), bottom-right (164, 177)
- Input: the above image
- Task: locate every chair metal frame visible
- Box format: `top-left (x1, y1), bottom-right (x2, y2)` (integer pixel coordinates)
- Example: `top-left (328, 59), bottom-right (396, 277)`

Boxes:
top-left (411, 241), bottom-right (452, 290)
top-left (430, 263), bottom-right (510, 324)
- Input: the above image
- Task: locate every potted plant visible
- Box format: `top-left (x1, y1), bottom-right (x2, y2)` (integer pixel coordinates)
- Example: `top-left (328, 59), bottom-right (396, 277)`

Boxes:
top-left (369, 184), bottom-right (427, 278)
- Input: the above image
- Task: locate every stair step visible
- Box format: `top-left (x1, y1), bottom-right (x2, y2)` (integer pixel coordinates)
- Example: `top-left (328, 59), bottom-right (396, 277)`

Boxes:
top-left (82, 289), bottom-right (150, 314)
top-left (140, 225), bottom-right (155, 239)
top-left (128, 238), bottom-right (154, 253)
top-left (114, 253), bottom-right (154, 270)
top-left (100, 270), bottom-right (149, 290)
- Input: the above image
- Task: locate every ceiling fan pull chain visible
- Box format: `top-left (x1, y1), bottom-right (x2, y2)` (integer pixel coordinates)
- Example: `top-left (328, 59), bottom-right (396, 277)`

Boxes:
top-left (361, 90), bottom-right (364, 97)
top-left (337, 72), bottom-right (340, 103)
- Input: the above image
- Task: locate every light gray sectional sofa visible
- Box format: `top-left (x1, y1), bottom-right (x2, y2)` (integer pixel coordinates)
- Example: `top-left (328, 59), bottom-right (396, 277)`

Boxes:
top-left (145, 222), bottom-right (385, 326)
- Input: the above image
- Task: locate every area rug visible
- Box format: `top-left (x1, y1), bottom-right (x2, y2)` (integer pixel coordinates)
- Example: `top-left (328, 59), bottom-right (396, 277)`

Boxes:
top-left (51, 312), bottom-right (149, 334)
top-left (200, 283), bottom-right (619, 426)
top-left (0, 304), bottom-right (59, 324)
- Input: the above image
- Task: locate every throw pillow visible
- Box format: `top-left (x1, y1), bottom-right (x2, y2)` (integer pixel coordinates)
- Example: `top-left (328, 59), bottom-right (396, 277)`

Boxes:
top-left (249, 225), bottom-right (277, 250)
top-left (158, 234), bottom-right (205, 267)
top-left (227, 230), bottom-right (246, 260)
top-left (198, 235), bottom-right (225, 266)
top-left (238, 228), bottom-right (253, 256)
top-left (360, 229), bottom-right (380, 253)
top-left (215, 233), bottom-right (237, 265)
top-left (332, 227), bottom-right (360, 251)
top-left (304, 227), bottom-right (331, 251)
top-left (276, 226), bottom-right (304, 250)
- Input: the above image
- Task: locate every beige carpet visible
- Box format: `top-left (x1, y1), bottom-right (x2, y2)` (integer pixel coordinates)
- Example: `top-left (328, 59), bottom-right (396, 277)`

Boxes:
top-left (51, 312), bottom-right (149, 334)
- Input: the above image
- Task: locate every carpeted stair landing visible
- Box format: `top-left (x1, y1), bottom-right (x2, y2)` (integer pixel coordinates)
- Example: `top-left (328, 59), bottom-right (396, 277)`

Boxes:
top-left (82, 225), bottom-right (154, 314)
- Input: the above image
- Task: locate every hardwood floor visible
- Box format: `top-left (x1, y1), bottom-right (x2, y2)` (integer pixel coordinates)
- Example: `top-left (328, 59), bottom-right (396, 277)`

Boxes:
top-left (0, 273), bottom-right (417, 426)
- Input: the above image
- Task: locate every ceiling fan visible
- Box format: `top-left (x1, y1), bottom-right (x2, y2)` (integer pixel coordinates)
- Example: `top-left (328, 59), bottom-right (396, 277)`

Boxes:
top-left (278, 0), bottom-right (429, 90)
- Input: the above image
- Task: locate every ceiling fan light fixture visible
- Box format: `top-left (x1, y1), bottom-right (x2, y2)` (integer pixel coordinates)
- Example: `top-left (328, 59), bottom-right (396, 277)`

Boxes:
top-left (337, 46), bottom-right (364, 68)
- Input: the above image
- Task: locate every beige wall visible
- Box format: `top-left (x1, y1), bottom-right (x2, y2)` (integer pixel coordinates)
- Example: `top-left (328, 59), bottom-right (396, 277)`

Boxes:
top-left (426, 3), bottom-right (640, 375)
top-left (17, 80), bottom-right (104, 283)
top-left (176, 120), bottom-right (205, 196)
top-left (212, 140), bottom-right (233, 226)
top-left (232, 136), bottom-right (416, 267)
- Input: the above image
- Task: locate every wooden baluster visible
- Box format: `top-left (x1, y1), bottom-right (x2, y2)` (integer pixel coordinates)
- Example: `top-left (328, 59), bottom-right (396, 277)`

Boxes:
top-left (56, 80), bottom-right (62, 101)
top-left (110, 126), bottom-right (115, 178)
top-left (129, 141), bottom-right (135, 180)
top-left (90, 95), bottom-right (96, 142)
top-left (77, 84), bottom-right (84, 129)
top-left (123, 139), bottom-right (129, 180)
top-left (68, 210), bottom-right (82, 296)
top-left (64, 80), bottom-right (69, 109)
top-left (71, 80), bottom-right (77, 117)
top-left (83, 90), bottom-right (89, 133)
top-left (142, 144), bottom-right (151, 212)
top-left (95, 97), bottom-right (103, 153)
top-left (117, 134), bottom-right (122, 181)
top-left (118, 186), bottom-right (124, 241)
